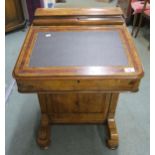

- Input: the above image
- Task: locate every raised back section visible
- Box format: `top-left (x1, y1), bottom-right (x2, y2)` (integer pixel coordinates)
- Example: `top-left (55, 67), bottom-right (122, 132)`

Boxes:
top-left (33, 8), bottom-right (124, 26)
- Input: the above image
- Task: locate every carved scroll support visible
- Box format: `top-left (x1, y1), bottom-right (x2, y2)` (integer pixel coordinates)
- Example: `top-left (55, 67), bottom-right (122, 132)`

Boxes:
top-left (106, 93), bottom-right (119, 149)
top-left (107, 117), bottom-right (119, 149)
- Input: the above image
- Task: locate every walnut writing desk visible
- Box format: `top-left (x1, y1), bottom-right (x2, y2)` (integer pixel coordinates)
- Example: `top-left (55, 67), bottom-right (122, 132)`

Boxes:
top-left (13, 8), bottom-right (144, 150)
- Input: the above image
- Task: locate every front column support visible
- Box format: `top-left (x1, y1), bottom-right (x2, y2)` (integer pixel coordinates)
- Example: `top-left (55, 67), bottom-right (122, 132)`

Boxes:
top-left (37, 114), bottom-right (51, 149)
top-left (37, 94), bottom-right (51, 149)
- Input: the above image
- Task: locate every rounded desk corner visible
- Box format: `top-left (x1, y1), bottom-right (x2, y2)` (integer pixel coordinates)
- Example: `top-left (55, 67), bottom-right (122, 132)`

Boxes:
top-left (135, 68), bottom-right (144, 79)
top-left (12, 68), bottom-right (23, 80)
top-left (12, 70), bottom-right (16, 79)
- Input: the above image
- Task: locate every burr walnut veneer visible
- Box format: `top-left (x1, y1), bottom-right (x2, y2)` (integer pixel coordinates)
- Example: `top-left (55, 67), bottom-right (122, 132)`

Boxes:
top-left (13, 8), bottom-right (144, 150)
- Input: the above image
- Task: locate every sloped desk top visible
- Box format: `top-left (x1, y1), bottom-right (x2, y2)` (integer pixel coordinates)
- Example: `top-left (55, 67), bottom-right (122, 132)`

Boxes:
top-left (13, 25), bottom-right (143, 79)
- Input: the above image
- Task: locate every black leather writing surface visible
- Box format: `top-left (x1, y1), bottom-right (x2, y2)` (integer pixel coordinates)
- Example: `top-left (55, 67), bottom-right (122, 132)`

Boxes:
top-left (30, 31), bottom-right (128, 67)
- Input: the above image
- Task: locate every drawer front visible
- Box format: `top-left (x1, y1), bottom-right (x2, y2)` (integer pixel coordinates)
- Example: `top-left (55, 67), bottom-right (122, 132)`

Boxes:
top-left (17, 78), bottom-right (140, 92)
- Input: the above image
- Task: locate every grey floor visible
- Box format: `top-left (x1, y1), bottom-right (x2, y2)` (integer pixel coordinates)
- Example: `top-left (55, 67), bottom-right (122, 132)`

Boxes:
top-left (5, 1), bottom-right (150, 155)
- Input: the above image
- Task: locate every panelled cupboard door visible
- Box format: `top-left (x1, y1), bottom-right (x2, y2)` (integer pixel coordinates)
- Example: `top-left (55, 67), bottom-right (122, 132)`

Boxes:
top-left (5, 0), bottom-right (25, 32)
top-left (38, 93), bottom-right (111, 123)
top-left (47, 93), bottom-right (110, 113)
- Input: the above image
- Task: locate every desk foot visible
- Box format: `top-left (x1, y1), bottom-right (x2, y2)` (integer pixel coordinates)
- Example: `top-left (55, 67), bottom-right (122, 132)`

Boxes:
top-left (107, 118), bottom-right (119, 150)
top-left (37, 114), bottom-right (51, 149)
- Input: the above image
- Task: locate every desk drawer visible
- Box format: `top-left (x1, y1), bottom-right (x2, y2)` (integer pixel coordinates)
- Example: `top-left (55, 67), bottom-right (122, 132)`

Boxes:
top-left (16, 78), bottom-right (140, 92)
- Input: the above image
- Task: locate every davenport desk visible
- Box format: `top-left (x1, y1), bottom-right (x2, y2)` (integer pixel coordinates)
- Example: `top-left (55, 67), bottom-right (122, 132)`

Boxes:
top-left (13, 8), bottom-right (144, 149)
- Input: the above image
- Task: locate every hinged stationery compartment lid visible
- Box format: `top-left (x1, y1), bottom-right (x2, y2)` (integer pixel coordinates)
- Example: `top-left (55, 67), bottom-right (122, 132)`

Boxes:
top-left (33, 7), bottom-right (124, 26)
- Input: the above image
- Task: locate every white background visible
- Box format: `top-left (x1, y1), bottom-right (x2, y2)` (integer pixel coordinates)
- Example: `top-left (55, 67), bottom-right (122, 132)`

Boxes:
top-left (1, 1), bottom-right (153, 155)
